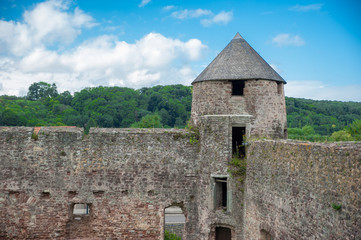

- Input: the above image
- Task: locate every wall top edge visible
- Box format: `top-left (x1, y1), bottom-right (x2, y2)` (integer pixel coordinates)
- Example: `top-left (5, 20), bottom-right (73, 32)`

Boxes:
top-left (250, 138), bottom-right (361, 147)
top-left (201, 114), bottom-right (253, 118)
top-left (0, 126), bottom-right (192, 135)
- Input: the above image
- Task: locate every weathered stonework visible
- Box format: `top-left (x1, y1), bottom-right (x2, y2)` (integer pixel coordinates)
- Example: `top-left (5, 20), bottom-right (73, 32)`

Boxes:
top-left (1, 127), bottom-right (359, 239)
top-left (191, 80), bottom-right (287, 138)
top-left (0, 127), bottom-right (199, 239)
top-left (244, 140), bottom-right (361, 240)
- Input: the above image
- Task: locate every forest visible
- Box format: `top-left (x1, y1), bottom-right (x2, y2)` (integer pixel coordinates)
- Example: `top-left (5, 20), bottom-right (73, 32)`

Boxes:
top-left (0, 82), bottom-right (360, 141)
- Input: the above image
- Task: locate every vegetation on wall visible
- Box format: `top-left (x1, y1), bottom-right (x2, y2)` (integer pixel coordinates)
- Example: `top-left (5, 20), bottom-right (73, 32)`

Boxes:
top-left (164, 230), bottom-right (181, 240)
top-left (0, 82), bottom-right (360, 141)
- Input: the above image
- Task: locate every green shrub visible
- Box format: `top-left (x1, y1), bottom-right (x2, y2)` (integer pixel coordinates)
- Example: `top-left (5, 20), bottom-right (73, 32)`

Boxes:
top-left (330, 130), bottom-right (353, 141)
top-left (165, 230), bottom-right (181, 240)
top-left (331, 203), bottom-right (342, 211)
top-left (228, 154), bottom-right (247, 184)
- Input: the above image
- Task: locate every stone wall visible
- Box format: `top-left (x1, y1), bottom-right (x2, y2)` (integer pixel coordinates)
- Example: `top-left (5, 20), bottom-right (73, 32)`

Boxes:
top-left (0, 127), bottom-right (199, 239)
top-left (197, 115), bottom-right (246, 240)
top-left (1, 126), bottom-right (360, 240)
top-left (191, 80), bottom-right (287, 138)
top-left (244, 140), bottom-right (361, 240)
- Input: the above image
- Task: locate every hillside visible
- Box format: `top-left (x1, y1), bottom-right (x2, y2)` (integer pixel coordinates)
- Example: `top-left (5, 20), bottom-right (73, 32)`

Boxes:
top-left (1, 83), bottom-right (360, 140)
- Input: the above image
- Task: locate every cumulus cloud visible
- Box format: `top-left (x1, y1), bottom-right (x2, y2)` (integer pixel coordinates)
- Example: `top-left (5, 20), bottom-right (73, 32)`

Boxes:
top-left (0, 0), bottom-right (208, 96)
top-left (138, 0), bottom-right (151, 8)
top-left (0, 0), bottom-right (95, 56)
top-left (285, 81), bottom-right (361, 102)
top-left (272, 34), bottom-right (305, 47)
top-left (171, 9), bottom-right (212, 19)
top-left (201, 11), bottom-right (233, 26)
top-left (289, 3), bottom-right (324, 12)
top-left (0, 33), bottom-right (207, 95)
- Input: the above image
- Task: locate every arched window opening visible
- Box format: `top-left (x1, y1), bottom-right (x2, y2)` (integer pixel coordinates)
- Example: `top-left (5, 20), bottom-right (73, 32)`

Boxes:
top-left (164, 206), bottom-right (185, 239)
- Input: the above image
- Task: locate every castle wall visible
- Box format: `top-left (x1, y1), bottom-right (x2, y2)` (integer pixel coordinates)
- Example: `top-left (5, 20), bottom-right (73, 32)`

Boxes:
top-left (191, 80), bottom-right (287, 138)
top-left (0, 127), bottom-right (200, 240)
top-left (1, 126), bottom-right (360, 240)
top-left (244, 140), bottom-right (361, 240)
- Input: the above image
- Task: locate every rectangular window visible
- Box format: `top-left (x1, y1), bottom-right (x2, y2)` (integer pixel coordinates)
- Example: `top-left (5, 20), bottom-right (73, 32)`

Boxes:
top-left (232, 127), bottom-right (246, 158)
top-left (231, 80), bottom-right (245, 96)
top-left (214, 177), bottom-right (227, 209)
top-left (73, 203), bottom-right (90, 215)
top-left (216, 227), bottom-right (232, 240)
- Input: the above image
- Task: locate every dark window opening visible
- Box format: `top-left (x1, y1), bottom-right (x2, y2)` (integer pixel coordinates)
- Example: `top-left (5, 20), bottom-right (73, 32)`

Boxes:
top-left (277, 82), bottom-right (282, 95)
top-left (41, 190), bottom-right (51, 199)
top-left (215, 178), bottom-right (227, 209)
top-left (231, 80), bottom-right (245, 96)
top-left (68, 191), bottom-right (77, 198)
top-left (73, 203), bottom-right (90, 215)
top-left (215, 227), bottom-right (231, 240)
top-left (232, 127), bottom-right (246, 158)
top-left (260, 229), bottom-right (273, 240)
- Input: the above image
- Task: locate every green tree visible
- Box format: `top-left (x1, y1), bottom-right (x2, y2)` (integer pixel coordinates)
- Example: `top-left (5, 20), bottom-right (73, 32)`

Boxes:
top-left (56, 91), bottom-right (73, 105)
top-left (27, 82), bottom-right (58, 100)
top-left (302, 125), bottom-right (315, 136)
top-left (330, 130), bottom-right (353, 141)
top-left (131, 114), bottom-right (162, 128)
top-left (0, 109), bottom-right (26, 126)
top-left (345, 119), bottom-right (361, 140)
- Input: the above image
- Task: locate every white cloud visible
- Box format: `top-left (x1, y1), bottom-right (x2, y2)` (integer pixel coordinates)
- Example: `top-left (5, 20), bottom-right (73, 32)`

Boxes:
top-left (289, 3), bottom-right (324, 12)
top-left (201, 11), bottom-right (233, 26)
top-left (0, 0), bottom-right (208, 96)
top-left (170, 8), bottom-right (232, 26)
top-left (272, 34), bottom-right (305, 47)
top-left (139, 0), bottom-right (151, 8)
top-left (163, 5), bottom-right (175, 11)
top-left (285, 81), bottom-right (361, 102)
top-left (0, 33), bottom-right (207, 95)
top-left (171, 9), bottom-right (212, 19)
top-left (0, 0), bottom-right (95, 56)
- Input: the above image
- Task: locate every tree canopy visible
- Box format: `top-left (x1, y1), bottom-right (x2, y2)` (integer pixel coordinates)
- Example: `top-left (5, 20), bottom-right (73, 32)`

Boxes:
top-left (27, 82), bottom-right (58, 100)
top-left (1, 82), bottom-right (360, 141)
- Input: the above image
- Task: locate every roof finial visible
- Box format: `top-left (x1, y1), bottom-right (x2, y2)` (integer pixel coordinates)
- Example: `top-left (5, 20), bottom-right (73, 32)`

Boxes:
top-left (233, 32), bottom-right (243, 40)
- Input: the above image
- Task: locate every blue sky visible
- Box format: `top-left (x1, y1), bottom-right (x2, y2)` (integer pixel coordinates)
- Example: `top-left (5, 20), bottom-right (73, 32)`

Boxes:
top-left (0, 0), bottom-right (360, 101)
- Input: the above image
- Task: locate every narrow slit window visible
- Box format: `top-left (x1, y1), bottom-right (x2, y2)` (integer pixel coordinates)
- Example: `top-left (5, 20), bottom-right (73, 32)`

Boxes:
top-left (232, 127), bottom-right (246, 158)
top-left (277, 82), bottom-right (282, 95)
top-left (73, 203), bottom-right (90, 215)
top-left (231, 80), bottom-right (245, 96)
top-left (214, 177), bottom-right (227, 209)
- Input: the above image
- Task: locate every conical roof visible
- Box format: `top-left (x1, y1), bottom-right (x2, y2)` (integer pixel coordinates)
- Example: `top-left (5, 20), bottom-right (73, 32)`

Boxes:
top-left (192, 33), bottom-right (285, 84)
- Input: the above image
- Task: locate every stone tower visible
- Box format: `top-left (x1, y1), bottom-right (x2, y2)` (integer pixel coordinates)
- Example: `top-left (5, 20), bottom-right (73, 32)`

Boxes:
top-left (191, 33), bottom-right (287, 139)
